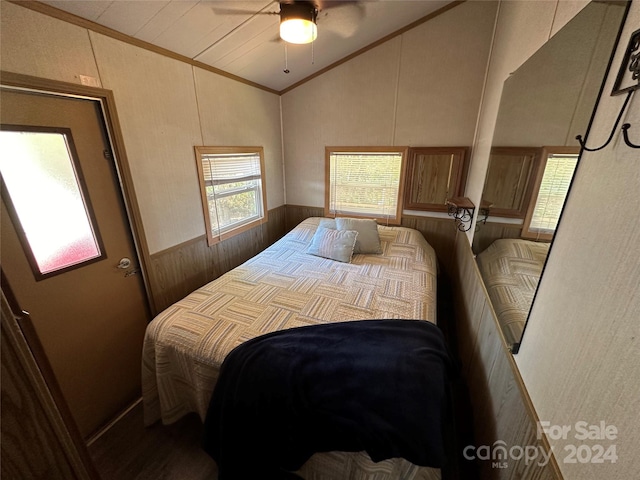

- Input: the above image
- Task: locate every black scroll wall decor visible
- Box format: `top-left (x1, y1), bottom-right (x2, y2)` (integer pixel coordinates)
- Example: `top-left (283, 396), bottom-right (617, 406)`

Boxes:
top-left (576, 27), bottom-right (640, 150)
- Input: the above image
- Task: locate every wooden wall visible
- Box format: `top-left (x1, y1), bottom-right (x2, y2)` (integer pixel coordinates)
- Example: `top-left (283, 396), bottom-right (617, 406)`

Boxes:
top-left (148, 205), bottom-right (286, 314)
top-left (449, 233), bottom-right (561, 480)
top-left (284, 205), bottom-right (325, 232)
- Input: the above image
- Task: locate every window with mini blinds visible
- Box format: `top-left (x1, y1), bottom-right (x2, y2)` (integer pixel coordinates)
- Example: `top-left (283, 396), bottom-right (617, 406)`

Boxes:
top-left (325, 147), bottom-right (407, 224)
top-left (195, 146), bottom-right (267, 246)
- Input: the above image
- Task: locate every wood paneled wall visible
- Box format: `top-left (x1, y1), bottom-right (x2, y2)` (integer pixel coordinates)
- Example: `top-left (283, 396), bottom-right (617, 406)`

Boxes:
top-left (148, 206), bottom-right (286, 314)
top-left (449, 234), bottom-right (561, 480)
top-left (284, 205), bottom-right (325, 232)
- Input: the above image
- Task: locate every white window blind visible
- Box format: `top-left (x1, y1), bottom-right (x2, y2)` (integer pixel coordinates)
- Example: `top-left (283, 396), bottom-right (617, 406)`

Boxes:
top-left (196, 148), bottom-right (266, 245)
top-left (526, 153), bottom-right (578, 237)
top-left (328, 150), bottom-right (404, 221)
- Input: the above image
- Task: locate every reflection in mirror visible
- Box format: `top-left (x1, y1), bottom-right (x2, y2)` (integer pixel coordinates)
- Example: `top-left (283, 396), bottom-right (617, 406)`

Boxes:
top-left (521, 147), bottom-right (579, 241)
top-left (473, 1), bottom-right (627, 351)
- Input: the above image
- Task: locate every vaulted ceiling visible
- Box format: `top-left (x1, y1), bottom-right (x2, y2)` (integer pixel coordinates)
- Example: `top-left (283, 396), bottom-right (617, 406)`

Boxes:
top-left (40, 0), bottom-right (455, 92)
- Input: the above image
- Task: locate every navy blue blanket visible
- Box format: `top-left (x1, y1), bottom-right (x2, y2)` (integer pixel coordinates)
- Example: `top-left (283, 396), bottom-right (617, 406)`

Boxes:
top-left (203, 319), bottom-right (452, 479)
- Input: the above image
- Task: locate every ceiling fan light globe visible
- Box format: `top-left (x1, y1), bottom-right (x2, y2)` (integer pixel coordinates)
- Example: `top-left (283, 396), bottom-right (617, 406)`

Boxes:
top-left (280, 19), bottom-right (317, 44)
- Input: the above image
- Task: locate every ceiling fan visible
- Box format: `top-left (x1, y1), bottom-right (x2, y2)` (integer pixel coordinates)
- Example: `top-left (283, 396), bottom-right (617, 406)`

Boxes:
top-left (212, 1), bottom-right (362, 45)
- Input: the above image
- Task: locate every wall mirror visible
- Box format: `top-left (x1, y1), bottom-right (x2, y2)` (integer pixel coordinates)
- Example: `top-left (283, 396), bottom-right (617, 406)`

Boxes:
top-left (473, 1), bottom-right (628, 352)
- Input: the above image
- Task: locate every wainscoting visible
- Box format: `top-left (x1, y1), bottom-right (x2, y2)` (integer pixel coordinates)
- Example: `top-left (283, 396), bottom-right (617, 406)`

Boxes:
top-left (284, 204), bottom-right (325, 232)
top-left (449, 233), bottom-right (560, 480)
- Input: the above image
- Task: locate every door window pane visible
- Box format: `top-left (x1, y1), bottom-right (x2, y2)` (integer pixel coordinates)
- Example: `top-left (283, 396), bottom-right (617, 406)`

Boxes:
top-left (0, 128), bottom-right (102, 276)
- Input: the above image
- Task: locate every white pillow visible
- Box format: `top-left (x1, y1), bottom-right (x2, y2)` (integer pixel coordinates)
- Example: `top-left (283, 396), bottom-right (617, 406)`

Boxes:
top-left (335, 218), bottom-right (382, 254)
top-left (307, 227), bottom-right (358, 263)
top-left (317, 218), bottom-right (337, 229)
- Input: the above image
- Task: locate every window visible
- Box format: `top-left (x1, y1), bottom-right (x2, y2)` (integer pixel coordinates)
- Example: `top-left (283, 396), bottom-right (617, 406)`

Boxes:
top-left (0, 126), bottom-right (104, 279)
top-left (195, 146), bottom-right (267, 246)
top-left (325, 147), bottom-right (407, 224)
top-left (521, 146), bottom-right (579, 241)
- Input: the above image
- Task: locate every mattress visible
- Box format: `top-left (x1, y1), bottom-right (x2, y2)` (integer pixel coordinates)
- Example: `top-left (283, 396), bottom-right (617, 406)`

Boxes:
top-left (141, 217), bottom-right (440, 479)
top-left (476, 238), bottom-right (549, 346)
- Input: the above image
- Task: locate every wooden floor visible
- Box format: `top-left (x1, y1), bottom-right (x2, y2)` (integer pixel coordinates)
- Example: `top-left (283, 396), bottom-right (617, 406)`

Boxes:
top-left (88, 403), bottom-right (218, 480)
top-left (88, 272), bottom-right (477, 480)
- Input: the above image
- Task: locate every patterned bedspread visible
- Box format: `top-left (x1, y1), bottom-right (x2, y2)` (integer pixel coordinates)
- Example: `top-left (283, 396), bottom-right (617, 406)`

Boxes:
top-left (476, 238), bottom-right (549, 346)
top-left (141, 217), bottom-right (440, 479)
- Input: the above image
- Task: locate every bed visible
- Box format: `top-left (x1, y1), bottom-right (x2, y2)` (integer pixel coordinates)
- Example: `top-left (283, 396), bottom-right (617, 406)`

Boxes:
top-left (476, 238), bottom-right (550, 346)
top-left (142, 217), bottom-right (443, 479)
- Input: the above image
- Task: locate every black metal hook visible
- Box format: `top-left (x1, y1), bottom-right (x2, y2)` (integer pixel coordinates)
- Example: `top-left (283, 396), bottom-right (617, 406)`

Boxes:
top-left (621, 123), bottom-right (640, 148)
top-left (576, 89), bottom-right (634, 152)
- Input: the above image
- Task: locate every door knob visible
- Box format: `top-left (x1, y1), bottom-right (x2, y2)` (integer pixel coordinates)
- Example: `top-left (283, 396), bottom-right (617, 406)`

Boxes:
top-left (117, 257), bottom-right (131, 269)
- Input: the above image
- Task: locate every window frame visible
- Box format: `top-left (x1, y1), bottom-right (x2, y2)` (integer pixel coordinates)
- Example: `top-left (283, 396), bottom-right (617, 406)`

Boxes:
top-left (521, 146), bottom-right (580, 241)
top-left (324, 146), bottom-right (408, 225)
top-left (194, 146), bottom-right (268, 247)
